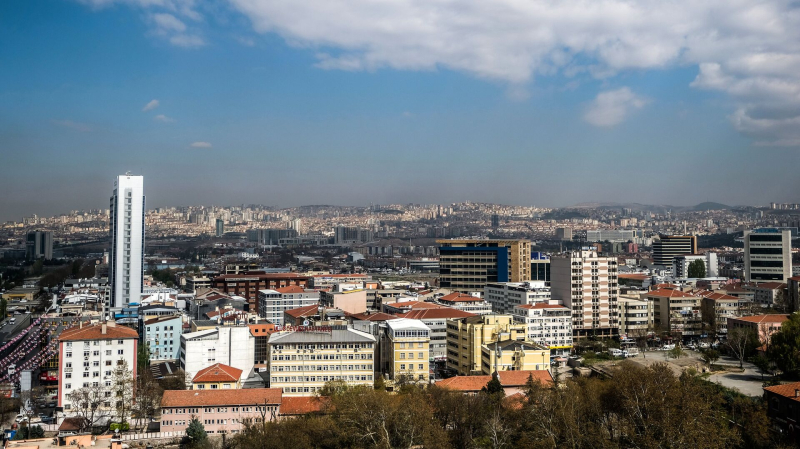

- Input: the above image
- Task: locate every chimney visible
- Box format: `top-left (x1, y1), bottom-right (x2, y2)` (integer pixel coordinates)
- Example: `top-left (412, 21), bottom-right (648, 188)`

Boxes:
top-left (102, 323), bottom-right (107, 335)
top-left (795, 389), bottom-right (799, 398)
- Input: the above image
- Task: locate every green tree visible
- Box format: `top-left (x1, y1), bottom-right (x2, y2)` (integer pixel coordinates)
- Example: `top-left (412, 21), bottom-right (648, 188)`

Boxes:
top-left (373, 374), bottom-right (386, 391)
top-left (28, 425), bottom-right (44, 438)
top-left (700, 348), bottom-right (720, 368)
top-left (186, 417), bottom-right (208, 443)
top-left (767, 313), bottom-right (800, 377)
top-left (481, 373), bottom-right (504, 395)
top-left (688, 259), bottom-right (706, 278)
top-left (138, 343), bottom-right (151, 373)
top-left (667, 346), bottom-right (687, 360)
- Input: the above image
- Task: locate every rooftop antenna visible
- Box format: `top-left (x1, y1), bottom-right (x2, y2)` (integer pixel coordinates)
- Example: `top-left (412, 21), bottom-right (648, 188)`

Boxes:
top-left (125, 171), bottom-right (131, 176)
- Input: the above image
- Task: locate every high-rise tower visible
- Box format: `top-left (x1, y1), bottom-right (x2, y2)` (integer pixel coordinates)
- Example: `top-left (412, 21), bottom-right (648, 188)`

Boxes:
top-left (109, 173), bottom-right (145, 310)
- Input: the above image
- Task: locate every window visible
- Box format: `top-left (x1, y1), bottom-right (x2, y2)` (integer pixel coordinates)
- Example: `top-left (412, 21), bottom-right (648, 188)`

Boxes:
top-left (118, 350), bottom-right (124, 355)
top-left (66, 352), bottom-right (72, 358)
top-left (400, 364), bottom-right (406, 370)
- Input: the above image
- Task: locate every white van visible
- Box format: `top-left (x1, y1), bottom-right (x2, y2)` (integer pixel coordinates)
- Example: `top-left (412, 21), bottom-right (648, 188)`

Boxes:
top-left (608, 348), bottom-right (623, 357)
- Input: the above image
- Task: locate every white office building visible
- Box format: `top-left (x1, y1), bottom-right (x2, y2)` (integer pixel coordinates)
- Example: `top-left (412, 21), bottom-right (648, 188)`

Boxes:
top-left (180, 326), bottom-right (255, 380)
top-left (512, 303), bottom-right (573, 356)
top-left (673, 253), bottom-right (719, 278)
top-left (108, 174), bottom-right (145, 310)
top-left (258, 286), bottom-right (320, 326)
top-left (484, 281), bottom-right (553, 315)
top-left (744, 229), bottom-right (792, 282)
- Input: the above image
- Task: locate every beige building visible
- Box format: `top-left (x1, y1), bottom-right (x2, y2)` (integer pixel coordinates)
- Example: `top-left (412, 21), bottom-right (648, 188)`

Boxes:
top-left (618, 294), bottom-right (653, 337)
top-left (480, 340), bottom-right (550, 374)
top-left (648, 288), bottom-right (702, 337)
top-left (511, 304), bottom-right (572, 356)
top-left (267, 327), bottom-right (376, 396)
top-left (437, 239), bottom-right (531, 293)
top-left (320, 289), bottom-right (368, 314)
top-left (551, 250), bottom-right (619, 339)
top-left (445, 315), bottom-right (527, 375)
top-left (381, 319), bottom-right (431, 384)
top-left (699, 292), bottom-right (744, 335)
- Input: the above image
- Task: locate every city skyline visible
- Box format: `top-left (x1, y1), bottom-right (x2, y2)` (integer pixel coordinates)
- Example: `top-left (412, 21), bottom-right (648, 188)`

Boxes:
top-left (2, 0), bottom-right (800, 221)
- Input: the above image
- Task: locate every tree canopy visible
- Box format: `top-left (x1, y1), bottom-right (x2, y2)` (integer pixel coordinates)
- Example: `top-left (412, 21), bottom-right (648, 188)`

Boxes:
top-left (688, 259), bottom-right (706, 278)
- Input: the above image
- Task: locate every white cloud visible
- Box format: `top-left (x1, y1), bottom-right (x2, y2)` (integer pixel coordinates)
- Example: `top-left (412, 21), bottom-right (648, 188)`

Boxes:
top-left (152, 13), bottom-right (186, 33)
top-left (142, 99), bottom-right (159, 112)
top-left (52, 119), bottom-right (92, 132)
top-left (190, 141), bottom-right (212, 148)
top-left (154, 114), bottom-right (175, 122)
top-left (583, 88), bottom-right (647, 127)
top-left (169, 34), bottom-right (205, 47)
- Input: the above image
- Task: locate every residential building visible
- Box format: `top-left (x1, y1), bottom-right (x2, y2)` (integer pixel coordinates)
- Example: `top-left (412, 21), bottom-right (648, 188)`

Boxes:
top-left (249, 323), bottom-right (275, 372)
top-left (648, 288), bottom-right (702, 337)
top-left (445, 315), bottom-right (527, 375)
top-left (186, 276), bottom-right (212, 292)
top-left (480, 340), bottom-right (550, 374)
top-left (180, 326), bottom-right (255, 380)
top-left (652, 235), bottom-right (697, 267)
top-left (485, 281), bottom-right (552, 315)
top-left (258, 287), bottom-right (320, 326)
top-left (586, 230), bottom-right (636, 243)
top-left (434, 292), bottom-right (493, 315)
top-left (142, 315), bottom-right (183, 361)
top-left (381, 319), bottom-right (431, 383)
top-left (396, 308), bottom-right (476, 362)
top-left (437, 239), bottom-right (531, 293)
top-left (334, 226), bottom-right (373, 245)
top-left (763, 382), bottom-right (800, 440)
top-left (309, 273), bottom-right (370, 290)
top-left (211, 273), bottom-right (310, 314)
top-left (512, 303), bottom-right (573, 356)
top-left (160, 389), bottom-right (282, 434)
top-left (247, 228), bottom-right (298, 245)
top-left (555, 227), bottom-right (572, 241)
top-left (673, 253), bottom-right (719, 278)
top-left (57, 322), bottom-right (138, 412)
top-left (108, 174), bottom-right (145, 310)
top-left (747, 282), bottom-right (788, 308)
top-left (699, 291), bottom-right (746, 335)
top-left (26, 230), bottom-right (53, 260)
top-left (551, 250), bottom-right (619, 339)
top-left (267, 327), bottom-right (376, 396)
top-left (617, 294), bottom-right (653, 337)
top-left (191, 363), bottom-right (243, 390)
top-left (744, 229), bottom-right (792, 282)
top-left (727, 315), bottom-right (789, 344)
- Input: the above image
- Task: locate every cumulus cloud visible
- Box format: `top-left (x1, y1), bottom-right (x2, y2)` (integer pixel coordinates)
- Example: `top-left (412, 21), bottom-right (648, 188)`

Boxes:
top-left (190, 141), bottom-right (212, 148)
top-left (52, 119), bottom-right (92, 132)
top-left (154, 114), bottom-right (175, 122)
top-left (78, 0), bottom-right (800, 144)
top-left (584, 88), bottom-right (647, 127)
top-left (142, 99), bottom-right (159, 112)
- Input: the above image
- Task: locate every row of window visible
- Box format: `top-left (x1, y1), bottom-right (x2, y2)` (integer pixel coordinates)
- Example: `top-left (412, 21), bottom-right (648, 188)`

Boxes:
top-left (272, 374), bottom-right (372, 383)
top-left (272, 343), bottom-right (373, 350)
top-left (65, 350), bottom-right (124, 357)
top-left (272, 353), bottom-right (371, 361)
top-left (66, 340), bottom-right (125, 348)
top-left (271, 364), bottom-right (372, 372)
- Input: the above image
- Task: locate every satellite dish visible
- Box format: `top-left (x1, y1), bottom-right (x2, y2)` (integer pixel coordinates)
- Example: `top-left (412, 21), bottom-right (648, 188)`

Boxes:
top-left (303, 320), bottom-right (309, 326)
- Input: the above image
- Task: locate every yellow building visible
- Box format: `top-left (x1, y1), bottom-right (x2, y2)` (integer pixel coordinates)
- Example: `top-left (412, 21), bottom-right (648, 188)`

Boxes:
top-left (191, 363), bottom-right (243, 390)
top-left (446, 315), bottom-right (528, 375)
top-left (437, 239), bottom-right (531, 293)
top-left (480, 340), bottom-right (550, 374)
top-left (382, 318), bottom-right (431, 384)
top-left (268, 327), bottom-right (377, 396)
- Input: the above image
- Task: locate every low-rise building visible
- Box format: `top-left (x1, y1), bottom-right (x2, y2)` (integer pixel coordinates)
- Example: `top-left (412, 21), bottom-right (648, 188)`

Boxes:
top-left (160, 388), bottom-right (282, 434)
top-left (191, 363), bottom-right (243, 390)
top-left (433, 292), bottom-right (493, 315)
top-left (320, 289), bottom-right (368, 314)
top-left (480, 340), bottom-right (550, 374)
top-left (699, 292), bottom-right (744, 335)
top-left (380, 319), bottom-right (431, 384)
top-left (267, 327), bottom-right (376, 396)
top-left (747, 282), bottom-right (788, 308)
top-left (437, 370), bottom-right (553, 396)
top-left (648, 288), bottom-right (702, 337)
top-left (727, 314), bottom-right (789, 344)
top-left (617, 294), bottom-right (653, 337)
top-left (511, 303), bottom-right (573, 356)
top-left (764, 382), bottom-right (800, 440)
top-left (142, 315), bottom-right (183, 361)
top-left (180, 326), bottom-right (255, 380)
top-left (484, 281), bottom-right (551, 315)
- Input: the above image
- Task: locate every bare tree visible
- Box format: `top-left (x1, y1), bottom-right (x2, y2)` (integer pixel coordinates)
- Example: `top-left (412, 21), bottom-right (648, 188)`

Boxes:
top-left (110, 360), bottom-right (134, 428)
top-left (68, 384), bottom-right (107, 431)
top-left (17, 386), bottom-right (46, 424)
top-left (485, 407), bottom-right (513, 449)
top-left (133, 370), bottom-right (162, 430)
top-left (726, 327), bottom-right (757, 369)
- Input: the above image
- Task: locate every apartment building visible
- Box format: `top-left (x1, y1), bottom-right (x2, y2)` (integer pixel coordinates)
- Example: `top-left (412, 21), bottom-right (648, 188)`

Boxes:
top-left (160, 389), bottom-right (282, 434)
top-left (652, 235), bottom-right (697, 267)
top-left (617, 294), bottom-right (653, 337)
top-left (511, 303), bottom-right (573, 356)
top-left (180, 326), bottom-right (255, 380)
top-left (191, 363), bottom-right (243, 390)
top-left (437, 239), bottom-right (531, 293)
top-left (485, 281), bottom-right (552, 315)
top-left (142, 315), bottom-right (182, 361)
top-left (747, 282), bottom-right (788, 308)
top-left (211, 273), bottom-right (310, 313)
top-left (58, 322), bottom-right (138, 412)
top-left (320, 289), bottom-right (368, 314)
top-left (309, 274), bottom-right (371, 290)
top-left (551, 250), bottom-right (619, 339)
top-left (445, 315), bottom-right (527, 375)
top-left (648, 288), bottom-right (702, 337)
top-left (258, 286), bottom-right (320, 325)
top-left (381, 319), bottom-right (431, 383)
top-left (744, 229), bottom-right (792, 282)
top-left (673, 253), bottom-right (719, 278)
top-left (398, 308), bottom-right (476, 362)
top-left (267, 327), bottom-right (376, 396)
top-left (699, 292), bottom-right (744, 334)
top-left (728, 314), bottom-right (789, 344)
top-left (480, 340), bottom-right (550, 374)
top-left (434, 292), bottom-right (493, 315)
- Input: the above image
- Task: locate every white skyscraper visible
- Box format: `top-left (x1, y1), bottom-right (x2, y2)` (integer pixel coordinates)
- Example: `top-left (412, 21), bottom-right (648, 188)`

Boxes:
top-left (108, 173), bottom-right (145, 310)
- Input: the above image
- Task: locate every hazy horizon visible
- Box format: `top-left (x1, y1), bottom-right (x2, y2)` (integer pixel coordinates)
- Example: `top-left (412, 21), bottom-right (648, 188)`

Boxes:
top-left (2, 0), bottom-right (800, 222)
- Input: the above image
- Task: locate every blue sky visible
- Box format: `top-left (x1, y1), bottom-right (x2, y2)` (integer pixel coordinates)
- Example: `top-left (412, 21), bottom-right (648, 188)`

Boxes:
top-left (2, 0), bottom-right (800, 221)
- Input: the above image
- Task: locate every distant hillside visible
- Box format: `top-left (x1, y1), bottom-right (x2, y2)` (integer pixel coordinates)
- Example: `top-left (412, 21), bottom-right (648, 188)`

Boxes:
top-left (691, 202), bottom-right (731, 211)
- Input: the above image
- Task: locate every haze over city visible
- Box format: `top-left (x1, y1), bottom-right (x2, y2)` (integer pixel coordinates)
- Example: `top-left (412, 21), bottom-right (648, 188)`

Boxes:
top-left (3, 0), bottom-right (800, 222)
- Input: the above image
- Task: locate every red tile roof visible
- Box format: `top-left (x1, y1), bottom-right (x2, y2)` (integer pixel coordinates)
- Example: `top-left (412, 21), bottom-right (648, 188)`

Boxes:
top-left (162, 388), bottom-right (281, 407)
top-left (215, 273), bottom-right (309, 280)
top-left (279, 396), bottom-right (329, 415)
top-left (284, 304), bottom-right (320, 318)
top-left (59, 323), bottom-right (138, 341)
top-left (764, 381), bottom-right (800, 401)
top-left (439, 292), bottom-right (484, 303)
top-left (349, 312), bottom-right (398, 321)
top-left (276, 285), bottom-right (308, 294)
top-left (753, 282), bottom-right (787, 290)
top-left (436, 370), bottom-right (553, 392)
top-left (399, 308), bottom-right (477, 320)
top-left (192, 363), bottom-right (243, 384)
top-left (731, 314), bottom-right (789, 325)
top-left (384, 300), bottom-right (444, 310)
top-left (312, 274), bottom-right (367, 278)
top-left (436, 375), bottom-right (492, 391)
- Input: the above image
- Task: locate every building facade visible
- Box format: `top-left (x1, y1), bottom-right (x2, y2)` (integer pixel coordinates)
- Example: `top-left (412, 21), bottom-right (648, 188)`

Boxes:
top-left (142, 315), bottom-right (183, 361)
top-left (617, 295), bottom-right (653, 337)
top-left (437, 239), bottom-right (531, 293)
top-left (191, 363), bottom-right (243, 390)
top-left (512, 303), bottom-right (573, 356)
top-left (382, 319), bottom-right (431, 383)
top-left (652, 235), bottom-right (697, 267)
top-left (26, 230), bottom-right (53, 260)
top-left (744, 229), bottom-right (792, 282)
top-left (445, 315), bottom-right (527, 375)
top-left (109, 174), bottom-right (145, 310)
top-left (267, 327), bottom-right (376, 396)
top-left (211, 273), bottom-right (310, 314)
top-left (258, 287), bottom-right (320, 326)
top-left (180, 326), bottom-right (255, 380)
top-left (551, 250), bottom-right (619, 339)
top-left (485, 281), bottom-right (552, 315)
top-left (673, 253), bottom-right (719, 278)
top-left (160, 389), bottom-right (281, 434)
top-left (648, 288), bottom-right (702, 337)
top-left (480, 340), bottom-right (550, 374)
